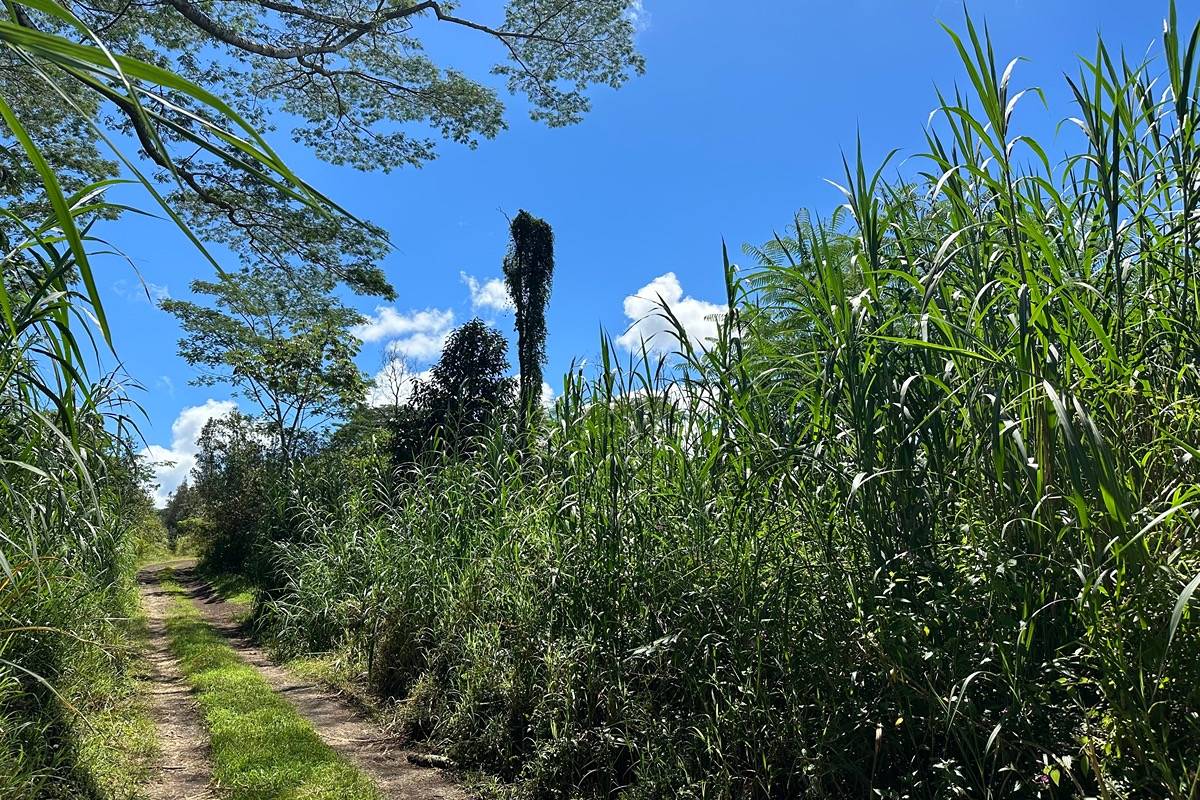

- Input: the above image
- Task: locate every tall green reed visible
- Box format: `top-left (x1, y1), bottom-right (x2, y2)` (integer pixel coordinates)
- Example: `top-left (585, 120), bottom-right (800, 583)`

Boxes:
top-left (257, 7), bottom-right (1200, 798)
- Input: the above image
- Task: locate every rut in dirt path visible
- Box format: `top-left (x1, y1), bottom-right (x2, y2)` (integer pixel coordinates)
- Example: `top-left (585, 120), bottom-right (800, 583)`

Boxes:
top-left (138, 562), bottom-right (216, 800)
top-left (163, 563), bottom-right (466, 800)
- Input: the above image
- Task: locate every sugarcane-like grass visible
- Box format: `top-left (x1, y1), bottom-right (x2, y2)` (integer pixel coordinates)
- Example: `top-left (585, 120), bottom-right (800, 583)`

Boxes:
top-left (246, 7), bottom-right (1200, 798)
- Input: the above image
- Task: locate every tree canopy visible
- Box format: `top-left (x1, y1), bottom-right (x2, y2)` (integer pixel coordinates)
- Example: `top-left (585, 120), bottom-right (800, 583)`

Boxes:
top-left (393, 317), bottom-right (514, 461)
top-left (162, 266), bottom-right (366, 463)
top-left (191, 411), bottom-right (274, 567)
top-left (3, 1), bottom-right (645, 291)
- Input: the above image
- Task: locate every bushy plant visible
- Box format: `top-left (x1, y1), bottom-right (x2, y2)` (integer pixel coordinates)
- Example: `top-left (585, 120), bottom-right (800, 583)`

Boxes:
top-left (188, 412), bottom-right (285, 573)
top-left (0, 179), bottom-right (160, 795)
top-left (391, 319), bottom-right (517, 464)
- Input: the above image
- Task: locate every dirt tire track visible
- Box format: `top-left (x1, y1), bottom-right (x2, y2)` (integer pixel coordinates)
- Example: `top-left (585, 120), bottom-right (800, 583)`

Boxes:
top-left (138, 561), bottom-right (217, 800)
top-left (171, 563), bottom-right (465, 800)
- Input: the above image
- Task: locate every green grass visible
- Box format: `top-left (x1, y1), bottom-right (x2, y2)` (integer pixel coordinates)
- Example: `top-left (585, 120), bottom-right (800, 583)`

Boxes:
top-left (42, 594), bottom-right (161, 800)
top-left (161, 576), bottom-right (380, 800)
top-left (69, 611), bottom-right (160, 800)
top-left (73, 691), bottom-right (158, 800)
top-left (286, 654), bottom-right (360, 692)
top-left (284, 653), bottom-right (396, 729)
top-left (0, 557), bottom-right (162, 800)
top-left (243, 6), bottom-right (1200, 798)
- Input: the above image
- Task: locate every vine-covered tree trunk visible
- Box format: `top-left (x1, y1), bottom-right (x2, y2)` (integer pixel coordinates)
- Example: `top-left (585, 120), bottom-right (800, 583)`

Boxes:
top-left (503, 210), bottom-right (555, 450)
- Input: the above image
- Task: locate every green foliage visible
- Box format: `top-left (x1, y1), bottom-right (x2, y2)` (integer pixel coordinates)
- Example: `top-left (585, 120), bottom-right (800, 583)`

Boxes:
top-left (130, 504), bottom-right (174, 565)
top-left (0, 173), bottom-right (163, 794)
top-left (0, 1), bottom-right (347, 795)
top-left (392, 318), bottom-right (516, 462)
top-left (0, 0), bottom-right (352, 296)
top-left (325, 405), bottom-right (397, 453)
top-left (0, 396), bottom-right (161, 796)
top-left (240, 7), bottom-right (1200, 799)
top-left (174, 517), bottom-right (215, 560)
top-left (63, 608), bottom-right (159, 800)
top-left (162, 266), bottom-right (368, 464)
top-left (2, 0), bottom-right (644, 287)
top-left (503, 209), bottom-right (555, 447)
top-left (161, 480), bottom-right (201, 550)
top-left (188, 412), bottom-right (280, 574)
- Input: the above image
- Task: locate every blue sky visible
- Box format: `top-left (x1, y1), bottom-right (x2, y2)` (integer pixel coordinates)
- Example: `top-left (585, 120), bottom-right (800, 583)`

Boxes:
top-left (104, 0), bottom-right (1193, 504)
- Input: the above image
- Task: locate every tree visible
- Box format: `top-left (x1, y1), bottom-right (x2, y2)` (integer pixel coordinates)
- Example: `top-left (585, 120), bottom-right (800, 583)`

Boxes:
top-left (393, 318), bottom-right (514, 461)
top-left (503, 210), bottom-right (555, 445)
top-left (162, 266), bottom-right (366, 464)
top-left (328, 349), bottom-right (416, 450)
top-left (190, 412), bottom-right (274, 570)
top-left (3, 1), bottom-right (645, 284)
top-left (0, 13), bottom-right (344, 786)
top-left (375, 348), bottom-right (415, 410)
top-left (162, 479), bottom-right (201, 548)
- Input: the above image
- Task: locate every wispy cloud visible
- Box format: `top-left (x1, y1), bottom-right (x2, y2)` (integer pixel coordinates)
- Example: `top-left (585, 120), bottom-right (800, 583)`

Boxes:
top-left (112, 279), bottom-right (170, 305)
top-left (625, 0), bottom-right (650, 33)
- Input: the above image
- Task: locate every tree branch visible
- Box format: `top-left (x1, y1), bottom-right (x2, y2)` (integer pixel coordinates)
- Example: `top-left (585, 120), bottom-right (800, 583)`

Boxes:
top-left (163, 0), bottom-right (376, 59)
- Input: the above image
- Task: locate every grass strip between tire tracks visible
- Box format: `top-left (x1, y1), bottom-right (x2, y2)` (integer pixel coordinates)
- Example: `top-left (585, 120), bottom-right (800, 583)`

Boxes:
top-left (160, 571), bottom-right (380, 800)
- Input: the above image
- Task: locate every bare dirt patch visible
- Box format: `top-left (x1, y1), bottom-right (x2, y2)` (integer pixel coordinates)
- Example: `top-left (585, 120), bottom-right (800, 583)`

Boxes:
top-left (137, 561), bottom-right (216, 800)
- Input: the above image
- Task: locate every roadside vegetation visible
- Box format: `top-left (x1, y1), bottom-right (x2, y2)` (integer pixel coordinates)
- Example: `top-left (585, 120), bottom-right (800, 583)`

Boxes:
top-left (68, 608), bottom-right (160, 800)
top-left (0, 181), bottom-right (166, 795)
top-left (175, 8), bottom-right (1200, 799)
top-left (0, 0), bottom-right (326, 790)
top-left (5, 0), bottom-right (1200, 797)
top-left (1, 2), bottom-right (645, 797)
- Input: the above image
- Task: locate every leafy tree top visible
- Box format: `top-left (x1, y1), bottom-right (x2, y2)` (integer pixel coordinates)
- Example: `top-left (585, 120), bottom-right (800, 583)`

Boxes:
top-left (4, 1), bottom-right (645, 290)
top-left (391, 317), bottom-right (514, 461)
top-left (418, 317), bottom-right (514, 430)
top-left (162, 267), bottom-right (366, 462)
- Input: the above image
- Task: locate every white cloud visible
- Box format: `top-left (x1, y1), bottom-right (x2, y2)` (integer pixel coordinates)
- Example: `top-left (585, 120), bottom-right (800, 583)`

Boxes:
top-left (615, 272), bottom-right (725, 354)
top-left (386, 331), bottom-right (450, 361)
top-left (353, 306), bottom-right (454, 362)
top-left (625, 0), bottom-right (650, 32)
top-left (353, 307), bottom-right (454, 343)
top-left (156, 375), bottom-right (175, 397)
top-left (140, 398), bottom-right (237, 507)
top-left (541, 381), bottom-right (555, 409)
top-left (462, 272), bottom-right (514, 313)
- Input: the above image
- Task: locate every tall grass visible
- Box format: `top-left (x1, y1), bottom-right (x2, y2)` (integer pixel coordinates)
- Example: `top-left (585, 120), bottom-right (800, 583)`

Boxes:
top-left (1, 1), bottom-right (336, 793)
top-left (243, 7), bottom-right (1200, 798)
top-left (0, 175), bottom-right (156, 795)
